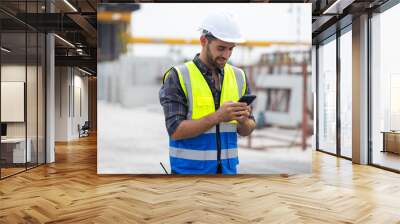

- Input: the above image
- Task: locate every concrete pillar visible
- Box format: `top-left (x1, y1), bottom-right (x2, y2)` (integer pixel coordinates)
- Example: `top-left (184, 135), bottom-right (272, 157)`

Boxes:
top-left (46, 33), bottom-right (55, 163)
top-left (55, 67), bottom-right (73, 141)
top-left (352, 14), bottom-right (369, 164)
top-left (46, 1), bottom-right (55, 163)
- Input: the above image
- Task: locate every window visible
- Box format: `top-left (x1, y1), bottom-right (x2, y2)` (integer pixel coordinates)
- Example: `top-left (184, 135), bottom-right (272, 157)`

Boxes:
top-left (339, 28), bottom-right (352, 158)
top-left (0, 1), bottom-right (46, 179)
top-left (371, 3), bottom-right (400, 171)
top-left (317, 36), bottom-right (337, 154)
top-left (265, 88), bottom-right (291, 113)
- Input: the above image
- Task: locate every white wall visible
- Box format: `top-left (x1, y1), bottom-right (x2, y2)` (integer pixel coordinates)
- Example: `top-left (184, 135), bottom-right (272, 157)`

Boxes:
top-left (55, 67), bottom-right (89, 141)
top-left (72, 73), bottom-right (89, 138)
top-left (55, 67), bottom-right (68, 141)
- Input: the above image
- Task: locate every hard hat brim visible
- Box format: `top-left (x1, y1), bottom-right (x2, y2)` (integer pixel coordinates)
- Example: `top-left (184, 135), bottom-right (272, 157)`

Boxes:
top-left (213, 35), bottom-right (246, 44)
top-left (198, 27), bottom-right (245, 44)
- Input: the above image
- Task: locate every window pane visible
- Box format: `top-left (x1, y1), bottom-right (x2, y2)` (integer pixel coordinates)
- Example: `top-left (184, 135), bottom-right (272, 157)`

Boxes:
top-left (27, 30), bottom-right (38, 169)
top-left (340, 29), bottom-right (352, 158)
top-left (318, 37), bottom-right (337, 154)
top-left (1, 23), bottom-right (27, 177)
top-left (26, 0), bottom-right (40, 170)
top-left (38, 32), bottom-right (45, 165)
top-left (371, 4), bottom-right (400, 171)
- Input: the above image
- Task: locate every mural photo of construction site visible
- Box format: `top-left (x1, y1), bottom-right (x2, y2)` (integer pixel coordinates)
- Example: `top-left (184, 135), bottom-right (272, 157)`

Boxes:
top-left (97, 3), bottom-right (313, 174)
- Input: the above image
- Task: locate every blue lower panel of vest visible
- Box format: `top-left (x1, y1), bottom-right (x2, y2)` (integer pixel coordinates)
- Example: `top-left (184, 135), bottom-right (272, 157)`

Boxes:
top-left (170, 157), bottom-right (238, 174)
top-left (170, 132), bottom-right (237, 150)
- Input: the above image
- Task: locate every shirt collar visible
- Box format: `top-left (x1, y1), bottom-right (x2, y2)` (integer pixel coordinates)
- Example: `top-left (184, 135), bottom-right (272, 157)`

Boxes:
top-left (193, 54), bottom-right (224, 77)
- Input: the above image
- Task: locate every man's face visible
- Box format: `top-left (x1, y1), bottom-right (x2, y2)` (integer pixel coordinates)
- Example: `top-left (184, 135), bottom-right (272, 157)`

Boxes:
top-left (205, 38), bottom-right (236, 69)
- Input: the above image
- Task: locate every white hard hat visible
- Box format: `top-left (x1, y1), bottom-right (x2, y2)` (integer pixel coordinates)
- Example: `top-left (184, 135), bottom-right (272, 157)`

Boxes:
top-left (199, 10), bottom-right (245, 43)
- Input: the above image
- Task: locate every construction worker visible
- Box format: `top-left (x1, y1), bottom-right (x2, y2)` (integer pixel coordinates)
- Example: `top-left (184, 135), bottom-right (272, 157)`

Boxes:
top-left (159, 10), bottom-right (256, 174)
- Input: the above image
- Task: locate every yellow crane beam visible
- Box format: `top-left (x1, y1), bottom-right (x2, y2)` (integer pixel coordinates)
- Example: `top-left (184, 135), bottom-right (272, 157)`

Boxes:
top-left (125, 36), bottom-right (310, 47)
top-left (98, 11), bottom-right (132, 23)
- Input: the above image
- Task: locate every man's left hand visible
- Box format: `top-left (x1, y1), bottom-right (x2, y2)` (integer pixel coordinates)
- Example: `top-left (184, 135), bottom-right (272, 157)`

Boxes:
top-left (236, 105), bottom-right (256, 136)
top-left (236, 105), bottom-right (251, 123)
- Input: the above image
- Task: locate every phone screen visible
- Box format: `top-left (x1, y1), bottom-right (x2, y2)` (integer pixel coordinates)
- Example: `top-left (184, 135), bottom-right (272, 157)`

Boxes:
top-left (238, 95), bottom-right (256, 105)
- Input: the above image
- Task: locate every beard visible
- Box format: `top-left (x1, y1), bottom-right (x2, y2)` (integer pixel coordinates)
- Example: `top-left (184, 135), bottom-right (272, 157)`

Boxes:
top-left (206, 44), bottom-right (226, 69)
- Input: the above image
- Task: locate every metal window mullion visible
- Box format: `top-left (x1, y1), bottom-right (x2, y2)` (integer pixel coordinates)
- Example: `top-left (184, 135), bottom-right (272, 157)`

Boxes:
top-left (60, 67), bottom-right (62, 117)
top-left (69, 68), bottom-right (71, 118)
top-left (316, 44), bottom-right (319, 150)
top-left (72, 68), bottom-right (74, 118)
top-left (36, 5), bottom-right (39, 167)
top-left (367, 10), bottom-right (373, 165)
top-left (25, 1), bottom-right (28, 171)
top-left (44, 33), bottom-right (47, 164)
top-left (44, 0), bottom-right (48, 165)
top-left (0, 25), bottom-right (2, 179)
top-left (336, 28), bottom-right (341, 157)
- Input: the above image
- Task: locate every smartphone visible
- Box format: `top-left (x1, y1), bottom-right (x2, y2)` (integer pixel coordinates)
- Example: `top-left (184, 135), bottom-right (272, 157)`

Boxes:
top-left (238, 95), bottom-right (256, 105)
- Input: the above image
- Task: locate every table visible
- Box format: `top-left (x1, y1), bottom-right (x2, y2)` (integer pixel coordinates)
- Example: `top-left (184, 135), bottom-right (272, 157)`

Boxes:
top-left (1, 138), bottom-right (31, 163)
top-left (381, 131), bottom-right (400, 154)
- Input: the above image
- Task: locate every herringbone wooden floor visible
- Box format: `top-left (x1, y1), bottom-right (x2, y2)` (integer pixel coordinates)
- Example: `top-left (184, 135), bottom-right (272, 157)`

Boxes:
top-left (1, 134), bottom-right (400, 224)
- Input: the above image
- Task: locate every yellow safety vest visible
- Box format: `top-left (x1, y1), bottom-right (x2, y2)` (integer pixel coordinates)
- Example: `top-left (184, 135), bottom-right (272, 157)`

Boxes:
top-left (164, 60), bottom-right (246, 174)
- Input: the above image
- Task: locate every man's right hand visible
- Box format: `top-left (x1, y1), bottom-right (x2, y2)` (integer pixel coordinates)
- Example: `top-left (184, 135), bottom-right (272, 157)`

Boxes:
top-left (171, 101), bottom-right (249, 140)
top-left (216, 101), bottom-right (249, 123)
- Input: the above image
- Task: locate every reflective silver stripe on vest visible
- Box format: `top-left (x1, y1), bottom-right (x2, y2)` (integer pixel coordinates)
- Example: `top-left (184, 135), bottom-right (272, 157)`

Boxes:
top-left (205, 126), bottom-right (216, 134)
top-left (175, 64), bottom-right (193, 119)
top-left (204, 123), bottom-right (236, 133)
top-left (232, 66), bottom-right (245, 97)
top-left (170, 147), bottom-right (238, 160)
top-left (220, 122), bottom-right (237, 132)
